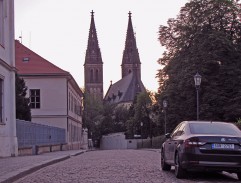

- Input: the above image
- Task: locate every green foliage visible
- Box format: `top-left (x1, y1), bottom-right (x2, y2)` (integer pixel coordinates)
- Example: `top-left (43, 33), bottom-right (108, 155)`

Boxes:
top-left (134, 92), bottom-right (152, 119)
top-left (124, 92), bottom-right (158, 139)
top-left (235, 118), bottom-right (241, 129)
top-left (83, 92), bottom-right (130, 141)
top-left (15, 74), bottom-right (31, 121)
top-left (157, 0), bottom-right (241, 132)
top-left (113, 105), bottom-right (129, 132)
top-left (84, 91), bottom-right (162, 141)
top-left (82, 92), bottom-right (104, 140)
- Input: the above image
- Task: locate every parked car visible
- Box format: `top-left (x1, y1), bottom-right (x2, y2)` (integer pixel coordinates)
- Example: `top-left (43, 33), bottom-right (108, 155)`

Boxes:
top-left (161, 121), bottom-right (241, 179)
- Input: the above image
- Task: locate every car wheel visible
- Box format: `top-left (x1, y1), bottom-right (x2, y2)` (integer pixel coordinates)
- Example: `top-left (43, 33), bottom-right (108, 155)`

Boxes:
top-left (237, 172), bottom-right (241, 180)
top-left (175, 152), bottom-right (186, 179)
top-left (161, 149), bottom-right (171, 171)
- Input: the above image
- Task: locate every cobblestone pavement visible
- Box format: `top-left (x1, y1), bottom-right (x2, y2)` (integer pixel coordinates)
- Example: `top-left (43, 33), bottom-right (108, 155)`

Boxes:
top-left (14, 149), bottom-right (239, 183)
top-left (0, 150), bottom-right (86, 183)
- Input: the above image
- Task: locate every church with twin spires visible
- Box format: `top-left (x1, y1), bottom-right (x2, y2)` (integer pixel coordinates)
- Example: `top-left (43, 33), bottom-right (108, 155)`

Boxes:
top-left (84, 11), bottom-right (146, 107)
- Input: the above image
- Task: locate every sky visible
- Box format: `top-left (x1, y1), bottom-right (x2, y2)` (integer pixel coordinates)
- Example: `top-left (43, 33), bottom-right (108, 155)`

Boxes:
top-left (14, 0), bottom-right (188, 94)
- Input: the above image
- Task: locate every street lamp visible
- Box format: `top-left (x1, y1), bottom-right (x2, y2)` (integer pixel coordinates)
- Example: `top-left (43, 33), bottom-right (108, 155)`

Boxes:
top-left (194, 72), bottom-right (202, 120)
top-left (163, 100), bottom-right (168, 134)
top-left (140, 122), bottom-right (143, 148)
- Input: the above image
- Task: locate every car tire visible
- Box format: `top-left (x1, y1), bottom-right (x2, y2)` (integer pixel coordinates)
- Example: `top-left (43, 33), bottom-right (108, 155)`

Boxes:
top-left (237, 172), bottom-right (241, 180)
top-left (161, 149), bottom-right (171, 171)
top-left (175, 152), bottom-right (186, 179)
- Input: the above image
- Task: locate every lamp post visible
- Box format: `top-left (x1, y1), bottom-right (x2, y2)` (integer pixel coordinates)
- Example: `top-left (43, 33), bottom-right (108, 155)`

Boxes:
top-left (140, 122), bottom-right (143, 148)
top-left (194, 72), bottom-right (202, 120)
top-left (163, 100), bottom-right (168, 134)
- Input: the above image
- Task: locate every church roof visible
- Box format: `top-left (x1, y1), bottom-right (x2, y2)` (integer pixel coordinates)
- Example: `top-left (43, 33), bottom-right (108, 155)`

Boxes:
top-left (104, 72), bottom-right (146, 104)
top-left (15, 40), bottom-right (69, 76)
top-left (15, 40), bottom-right (83, 96)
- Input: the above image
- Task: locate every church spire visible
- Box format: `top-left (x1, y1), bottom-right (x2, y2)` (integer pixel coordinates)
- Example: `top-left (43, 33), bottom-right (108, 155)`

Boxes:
top-left (84, 10), bottom-right (103, 64)
top-left (84, 10), bottom-right (103, 100)
top-left (121, 11), bottom-right (141, 79)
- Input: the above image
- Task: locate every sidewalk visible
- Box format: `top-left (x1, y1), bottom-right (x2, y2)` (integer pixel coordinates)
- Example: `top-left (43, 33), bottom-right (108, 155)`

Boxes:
top-left (0, 149), bottom-right (88, 183)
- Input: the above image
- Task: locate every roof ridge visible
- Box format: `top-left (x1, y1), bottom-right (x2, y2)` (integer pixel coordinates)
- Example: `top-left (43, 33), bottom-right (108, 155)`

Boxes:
top-left (15, 40), bottom-right (69, 74)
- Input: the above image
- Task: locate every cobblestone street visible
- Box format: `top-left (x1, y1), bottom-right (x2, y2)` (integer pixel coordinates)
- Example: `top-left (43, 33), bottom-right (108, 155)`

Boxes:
top-left (14, 149), bottom-right (239, 183)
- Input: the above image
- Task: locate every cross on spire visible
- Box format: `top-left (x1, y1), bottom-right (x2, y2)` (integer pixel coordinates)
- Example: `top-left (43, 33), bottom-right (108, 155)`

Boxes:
top-left (128, 11), bottom-right (132, 18)
top-left (91, 10), bottom-right (94, 17)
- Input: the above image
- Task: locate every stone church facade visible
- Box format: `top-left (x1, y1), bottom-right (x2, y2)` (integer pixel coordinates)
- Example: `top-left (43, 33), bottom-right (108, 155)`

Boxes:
top-left (84, 11), bottom-right (145, 106)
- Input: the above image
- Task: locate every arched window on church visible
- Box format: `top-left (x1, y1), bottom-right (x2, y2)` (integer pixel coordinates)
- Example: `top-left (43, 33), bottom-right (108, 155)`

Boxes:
top-left (90, 69), bottom-right (94, 83)
top-left (95, 69), bottom-right (99, 82)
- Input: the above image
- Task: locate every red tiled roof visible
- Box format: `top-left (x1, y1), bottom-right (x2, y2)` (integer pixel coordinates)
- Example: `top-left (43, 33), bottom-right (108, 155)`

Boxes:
top-left (15, 40), bottom-right (69, 75)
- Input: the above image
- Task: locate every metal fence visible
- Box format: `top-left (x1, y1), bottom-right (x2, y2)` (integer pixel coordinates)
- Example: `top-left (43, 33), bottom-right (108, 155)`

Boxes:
top-left (16, 120), bottom-right (66, 148)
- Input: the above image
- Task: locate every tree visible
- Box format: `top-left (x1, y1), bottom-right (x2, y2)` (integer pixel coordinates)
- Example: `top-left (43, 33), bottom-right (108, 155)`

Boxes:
top-left (82, 92), bottom-right (103, 141)
top-left (157, 0), bottom-right (241, 131)
top-left (99, 103), bottom-right (115, 135)
top-left (15, 74), bottom-right (31, 121)
top-left (134, 92), bottom-right (152, 138)
top-left (113, 105), bottom-right (129, 132)
top-left (125, 104), bottom-right (135, 138)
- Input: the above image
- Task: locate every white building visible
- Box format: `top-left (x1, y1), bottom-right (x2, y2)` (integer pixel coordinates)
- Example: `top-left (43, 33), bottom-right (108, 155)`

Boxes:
top-left (15, 41), bottom-right (84, 150)
top-left (0, 0), bottom-right (18, 157)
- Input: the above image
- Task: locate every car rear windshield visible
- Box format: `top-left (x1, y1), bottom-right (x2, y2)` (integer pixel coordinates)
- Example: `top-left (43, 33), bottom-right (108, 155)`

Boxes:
top-left (189, 122), bottom-right (240, 135)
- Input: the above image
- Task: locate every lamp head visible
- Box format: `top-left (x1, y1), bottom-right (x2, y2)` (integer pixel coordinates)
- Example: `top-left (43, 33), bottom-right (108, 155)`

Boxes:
top-left (163, 100), bottom-right (168, 108)
top-left (194, 72), bottom-right (202, 87)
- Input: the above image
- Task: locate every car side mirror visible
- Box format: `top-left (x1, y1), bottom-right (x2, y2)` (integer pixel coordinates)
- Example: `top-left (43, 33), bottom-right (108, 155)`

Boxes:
top-left (165, 133), bottom-right (171, 139)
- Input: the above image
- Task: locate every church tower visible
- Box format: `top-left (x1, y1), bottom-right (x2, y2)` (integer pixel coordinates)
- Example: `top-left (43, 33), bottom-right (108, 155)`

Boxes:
top-left (84, 10), bottom-right (103, 100)
top-left (121, 11), bottom-right (141, 80)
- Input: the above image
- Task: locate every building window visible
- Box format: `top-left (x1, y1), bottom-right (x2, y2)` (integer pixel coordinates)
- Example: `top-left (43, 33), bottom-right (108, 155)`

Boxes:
top-left (69, 92), bottom-right (71, 110)
top-left (0, 0), bottom-right (4, 46)
top-left (71, 95), bottom-right (73, 112)
top-left (0, 79), bottom-right (3, 122)
top-left (22, 57), bottom-right (30, 62)
top-left (30, 89), bottom-right (40, 109)
top-left (90, 69), bottom-right (94, 83)
top-left (95, 69), bottom-right (99, 82)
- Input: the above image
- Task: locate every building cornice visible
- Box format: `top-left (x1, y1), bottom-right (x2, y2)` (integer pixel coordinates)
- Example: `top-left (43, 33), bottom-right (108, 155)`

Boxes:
top-left (19, 73), bottom-right (83, 97)
top-left (0, 58), bottom-right (17, 72)
top-left (68, 116), bottom-right (82, 125)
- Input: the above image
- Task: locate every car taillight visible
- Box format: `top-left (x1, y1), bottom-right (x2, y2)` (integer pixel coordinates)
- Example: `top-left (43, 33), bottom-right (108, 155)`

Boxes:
top-left (184, 138), bottom-right (206, 148)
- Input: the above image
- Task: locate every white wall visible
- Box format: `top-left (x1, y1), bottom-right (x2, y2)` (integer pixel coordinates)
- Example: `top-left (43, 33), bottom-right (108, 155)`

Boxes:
top-left (23, 75), bottom-right (84, 149)
top-left (25, 77), bottom-right (67, 116)
top-left (0, 0), bottom-right (18, 157)
top-left (67, 80), bottom-right (82, 122)
top-left (100, 133), bottom-right (138, 150)
top-left (67, 79), bottom-right (83, 147)
top-left (0, 1), bottom-right (15, 67)
top-left (24, 77), bottom-right (68, 142)
top-left (100, 133), bottom-right (127, 150)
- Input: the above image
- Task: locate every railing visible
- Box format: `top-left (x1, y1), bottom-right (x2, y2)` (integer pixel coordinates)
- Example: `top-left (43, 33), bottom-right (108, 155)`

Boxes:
top-left (16, 119), bottom-right (66, 148)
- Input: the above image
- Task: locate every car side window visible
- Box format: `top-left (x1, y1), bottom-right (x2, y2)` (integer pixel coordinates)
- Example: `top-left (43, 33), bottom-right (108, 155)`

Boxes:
top-left (171, 122), bottom-right (185, 138)
top-left (175, 123), bottom-right (185, 136)
top-left (170, 123), bottom-right (182, 138)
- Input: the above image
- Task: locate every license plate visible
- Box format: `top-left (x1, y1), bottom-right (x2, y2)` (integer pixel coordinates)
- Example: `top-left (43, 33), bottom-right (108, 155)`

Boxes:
top-left (212, 143), bottom-right (234, 150)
